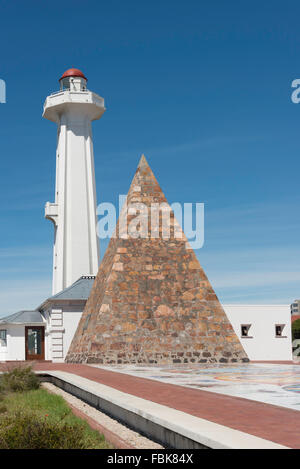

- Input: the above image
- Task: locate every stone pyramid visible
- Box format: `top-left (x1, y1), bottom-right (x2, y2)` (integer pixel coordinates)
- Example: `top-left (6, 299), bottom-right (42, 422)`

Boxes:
top-left (66, 155), bottom-right (248, 364)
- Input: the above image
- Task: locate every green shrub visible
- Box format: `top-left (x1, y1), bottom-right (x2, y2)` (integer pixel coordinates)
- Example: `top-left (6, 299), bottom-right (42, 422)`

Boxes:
top-left (0, 405), bottom-right (6, 414)
top-left (292, 319), bottom-right (300, 340)
top-left (0, 389), bottom-right (112, 449)
top-left (0, 410), bottom-right (97, 449)
top-left (0, 365), bottom-right (40, 393)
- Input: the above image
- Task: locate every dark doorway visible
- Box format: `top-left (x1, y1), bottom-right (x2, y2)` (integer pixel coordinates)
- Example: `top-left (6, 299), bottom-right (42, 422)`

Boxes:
top-left (25, 326), bottom-right (45, 360)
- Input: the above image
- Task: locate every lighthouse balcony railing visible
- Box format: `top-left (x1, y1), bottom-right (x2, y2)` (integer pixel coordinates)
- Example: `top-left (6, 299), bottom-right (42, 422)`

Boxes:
top-left (49, 89), bottom-right (89, 97)
top-left (44, 91), bottom-right (104, 110)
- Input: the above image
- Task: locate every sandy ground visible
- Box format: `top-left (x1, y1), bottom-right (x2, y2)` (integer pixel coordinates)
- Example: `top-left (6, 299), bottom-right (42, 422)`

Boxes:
top-left (42, 382), bottom-right (163, 449)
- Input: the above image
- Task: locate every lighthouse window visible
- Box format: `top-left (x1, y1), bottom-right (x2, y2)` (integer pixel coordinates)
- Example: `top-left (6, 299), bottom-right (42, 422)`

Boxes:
top-left (61, 78), bottom-right (71, 90)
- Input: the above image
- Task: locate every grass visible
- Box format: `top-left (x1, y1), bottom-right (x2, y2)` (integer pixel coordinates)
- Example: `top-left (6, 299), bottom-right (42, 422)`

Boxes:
top-left (0, 365), bottom-right (113, 449)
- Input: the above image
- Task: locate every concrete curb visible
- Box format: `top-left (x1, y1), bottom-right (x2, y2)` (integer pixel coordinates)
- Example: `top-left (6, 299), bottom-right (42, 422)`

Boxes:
top-left (38, 370), bottom-right (289, 450)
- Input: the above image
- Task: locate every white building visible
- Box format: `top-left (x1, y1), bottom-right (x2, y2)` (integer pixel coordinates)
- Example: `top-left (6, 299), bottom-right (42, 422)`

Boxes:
top-left (0, 311), bottom-right (46, 362)
top-left (224, 304), bottom-right (292, 361)
top-left (0, 276), bottom-right (94, 362)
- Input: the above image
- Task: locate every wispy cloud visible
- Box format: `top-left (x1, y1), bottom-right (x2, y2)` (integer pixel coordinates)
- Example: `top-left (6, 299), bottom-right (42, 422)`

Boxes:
top-left (0, 277), bottom-right (52, 318)
top-left (0, 196), bottom-right (298, 313)
top-left (212, 271), bottom-right (300, 289)
top-left (99, 134), bottom-right (264, 164)
top-left (193, 198), bottom-right (300, 303)
top-left (0, 245), bottom-right (52, 315)
top-left (0, 245), bottom-right (51, 259)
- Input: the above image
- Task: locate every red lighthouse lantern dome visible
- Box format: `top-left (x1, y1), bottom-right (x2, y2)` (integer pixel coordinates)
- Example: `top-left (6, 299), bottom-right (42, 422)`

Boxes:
top-left (59, 68), bottom-right (88, 82)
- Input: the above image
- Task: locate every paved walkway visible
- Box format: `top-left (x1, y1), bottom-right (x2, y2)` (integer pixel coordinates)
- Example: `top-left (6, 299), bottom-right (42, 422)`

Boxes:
top-left (13, 362), bottom-right (298, 448)
top-left (98, 362), bottom-right (300, 411)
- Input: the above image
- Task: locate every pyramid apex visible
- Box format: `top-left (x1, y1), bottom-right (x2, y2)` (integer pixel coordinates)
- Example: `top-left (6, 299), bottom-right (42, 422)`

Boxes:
top-left (138, 154), bottom-right (149, 169)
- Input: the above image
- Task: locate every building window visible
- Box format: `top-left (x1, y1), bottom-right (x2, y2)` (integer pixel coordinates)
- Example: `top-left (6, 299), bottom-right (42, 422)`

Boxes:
top-left (0, 329), bottom-right (7, 346)
top-left (241, 324), bottom-right (252, 338)
top-left (275, 324), bottom-right (286, 338)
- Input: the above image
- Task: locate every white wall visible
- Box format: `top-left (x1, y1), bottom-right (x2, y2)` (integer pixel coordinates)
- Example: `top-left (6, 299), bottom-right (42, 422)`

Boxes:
top-left (224, 304), bottom-right (292, 361)
top-left (43, 310), bottom-right (51, 361)
top-left (8, 325), bottom-right (26, 360)
top-left (0, 328), bottom-right (8, 361)
top-left (46, 305), bottom-right (83, 362)
top-left (63, 308), bottom-right (82, 358)
top-left (0, 324), bottom-right (49, 362)
top-left (0, 325), bottom-right (26, 361)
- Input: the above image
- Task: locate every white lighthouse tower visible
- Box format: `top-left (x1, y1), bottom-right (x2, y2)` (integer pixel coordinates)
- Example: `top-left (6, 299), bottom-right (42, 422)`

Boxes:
top-left (43, 68), bottom-right (105, 295)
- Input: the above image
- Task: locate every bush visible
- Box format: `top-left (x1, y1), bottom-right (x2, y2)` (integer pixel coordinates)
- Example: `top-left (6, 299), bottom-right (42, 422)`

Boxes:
top-left (0, 405), bottom-right (6, 414)
top-left (0, 410), bottom-right (96, 449)
top-left (0, 389), bottom-right (111, 449)
top-left (292, 319), bottom-right (300, 340)
top-left (0, 365), bottom-right (40, 393)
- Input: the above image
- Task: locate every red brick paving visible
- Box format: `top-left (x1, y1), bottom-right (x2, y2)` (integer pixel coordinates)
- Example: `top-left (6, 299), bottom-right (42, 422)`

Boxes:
top-left (292, 315), bottom-right (300, 324)
top-left (1, 362), bottom-right (299, 448)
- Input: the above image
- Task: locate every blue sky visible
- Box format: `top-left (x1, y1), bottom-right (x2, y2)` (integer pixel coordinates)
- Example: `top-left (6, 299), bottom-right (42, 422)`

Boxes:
top-left (0, 0), bottom-right (300, 316)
